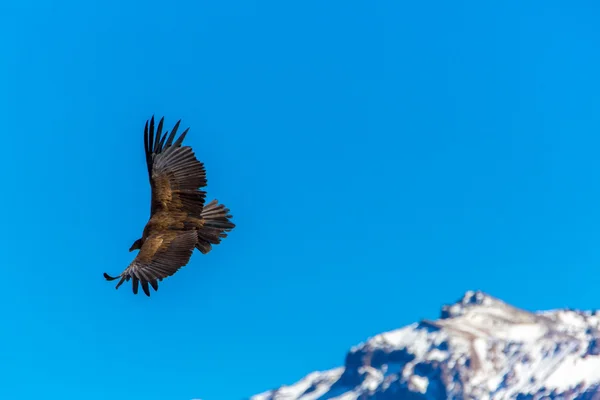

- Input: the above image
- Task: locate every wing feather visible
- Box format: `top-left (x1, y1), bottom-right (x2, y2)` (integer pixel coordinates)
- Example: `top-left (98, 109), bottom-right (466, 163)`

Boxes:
top-left (154, 117), bottom-right (164, 153)
top-left (143, 116), bottom-right (207, 216)
top-left (165, 120), bottom-right (180, 147)
top-left (111, 230), bottom-right (198, 296)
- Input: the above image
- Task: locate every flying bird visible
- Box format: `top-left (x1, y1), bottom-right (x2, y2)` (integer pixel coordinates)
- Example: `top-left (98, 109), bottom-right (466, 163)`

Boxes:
top-left (103, 116), bottom-right (235, 296)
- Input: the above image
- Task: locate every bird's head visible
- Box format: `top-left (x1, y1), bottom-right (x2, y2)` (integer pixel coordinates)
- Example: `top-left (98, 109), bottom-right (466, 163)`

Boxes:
top-left (129, 238), bottom-right (143, 252)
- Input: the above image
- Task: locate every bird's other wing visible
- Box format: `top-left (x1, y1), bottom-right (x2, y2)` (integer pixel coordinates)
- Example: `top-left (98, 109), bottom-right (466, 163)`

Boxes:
top-left (144, 116), bottom-right (207, 216)
top-left (104, 230), bottom-right (198, 296)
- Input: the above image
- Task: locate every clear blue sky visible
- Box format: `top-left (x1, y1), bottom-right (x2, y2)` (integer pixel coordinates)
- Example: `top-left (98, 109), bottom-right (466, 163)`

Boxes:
top-left (1, 0), bottom-right (600, 399)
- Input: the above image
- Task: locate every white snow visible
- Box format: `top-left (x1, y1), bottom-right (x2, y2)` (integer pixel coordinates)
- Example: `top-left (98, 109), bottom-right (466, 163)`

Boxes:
top-left (250, 291), bottom-right (600, 400)
top-left (409, 375), bottom-right (429, 393)
top-left (250, 368), bottom-right (344, 400)
top-left (545, 354), bottom-right (600, 390)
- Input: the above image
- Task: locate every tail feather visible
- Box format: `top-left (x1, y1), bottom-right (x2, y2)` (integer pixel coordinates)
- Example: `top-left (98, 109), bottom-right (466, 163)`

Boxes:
top-left (195, 199), bottom-right (235, 254)
top-left (201, 199), bottom-right (236, 230)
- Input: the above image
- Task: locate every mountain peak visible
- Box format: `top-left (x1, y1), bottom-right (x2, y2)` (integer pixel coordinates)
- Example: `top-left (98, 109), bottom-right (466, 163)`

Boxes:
top-left (250, 291), bottom-right (600, 400)
top-left (440, 290), bottom-right (500, 319)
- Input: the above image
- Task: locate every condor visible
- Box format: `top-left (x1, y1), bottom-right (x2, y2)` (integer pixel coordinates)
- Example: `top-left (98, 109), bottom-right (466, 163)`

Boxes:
top-left (104, 116), bottom-right (235, 296)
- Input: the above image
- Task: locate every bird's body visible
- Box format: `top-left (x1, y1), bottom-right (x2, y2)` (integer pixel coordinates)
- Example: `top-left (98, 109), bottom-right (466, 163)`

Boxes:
top-left (104, 116), bottom-right (235, 296)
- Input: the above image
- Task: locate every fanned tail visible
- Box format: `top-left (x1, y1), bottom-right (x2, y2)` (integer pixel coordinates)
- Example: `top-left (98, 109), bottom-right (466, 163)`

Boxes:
top-left (195, 199), bottom-right (235, 254)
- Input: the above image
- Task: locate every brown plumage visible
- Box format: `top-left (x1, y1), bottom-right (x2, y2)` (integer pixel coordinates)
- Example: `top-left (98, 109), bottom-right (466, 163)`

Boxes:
top-left (103, 116), bottom-right (235, 297)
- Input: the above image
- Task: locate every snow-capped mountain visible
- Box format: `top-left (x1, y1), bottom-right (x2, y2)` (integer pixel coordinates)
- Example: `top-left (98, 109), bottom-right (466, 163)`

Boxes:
top-left (250, 291), bottom-right (600, 400)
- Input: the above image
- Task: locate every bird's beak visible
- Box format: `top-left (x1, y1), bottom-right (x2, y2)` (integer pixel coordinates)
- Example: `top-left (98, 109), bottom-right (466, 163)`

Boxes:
top-left (129, 239), bottom-right (142, 252)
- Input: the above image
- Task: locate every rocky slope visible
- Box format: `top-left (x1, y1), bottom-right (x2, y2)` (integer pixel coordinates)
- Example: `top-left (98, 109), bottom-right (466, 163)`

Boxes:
top-left (250, 291), bottom-right (600, 400)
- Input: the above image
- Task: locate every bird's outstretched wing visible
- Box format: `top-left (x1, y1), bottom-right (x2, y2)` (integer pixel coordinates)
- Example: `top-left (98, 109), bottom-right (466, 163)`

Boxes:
top-left (104, 230), bottom-right (198, 296)
top-left (144, 116), bottom-right (207, 217)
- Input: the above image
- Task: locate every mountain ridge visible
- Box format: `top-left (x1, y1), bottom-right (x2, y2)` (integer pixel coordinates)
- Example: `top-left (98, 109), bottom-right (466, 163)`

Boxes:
top-left (249, 290), bottom-right (600, 400)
